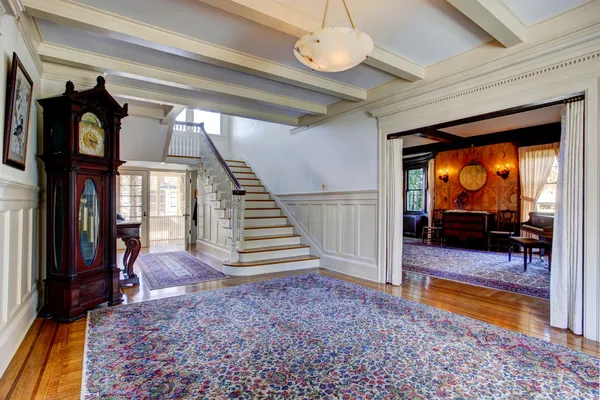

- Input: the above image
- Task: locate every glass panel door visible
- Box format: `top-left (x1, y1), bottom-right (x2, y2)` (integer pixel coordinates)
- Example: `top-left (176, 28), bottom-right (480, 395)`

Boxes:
top-left (149, 172), bottom-right (186, 246)
top-left (117, 170), bottom-right (149, 248)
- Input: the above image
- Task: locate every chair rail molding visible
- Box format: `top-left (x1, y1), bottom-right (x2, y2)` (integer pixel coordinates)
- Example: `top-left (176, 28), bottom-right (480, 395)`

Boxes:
top-left (241, 156), bottom-right (379, 281)
top-left (0, 179), bottom-right (41, 378)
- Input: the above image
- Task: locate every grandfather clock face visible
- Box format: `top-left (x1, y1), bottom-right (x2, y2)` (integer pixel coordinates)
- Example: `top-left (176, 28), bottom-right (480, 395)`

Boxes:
top-left (78, 112), bottom-right (105, 156)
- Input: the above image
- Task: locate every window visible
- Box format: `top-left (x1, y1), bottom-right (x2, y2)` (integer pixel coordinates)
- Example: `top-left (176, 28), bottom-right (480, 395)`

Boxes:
top-left (536, 157), bottom-right (559, 213)
top-left (406, 168), bottom-right (425, 212)
top-left (194, 110), bottom-right (221, 135)
top-left (149, 174), bottom-right (185, 216)
top-left (175, 109), bottom-right (222, 135)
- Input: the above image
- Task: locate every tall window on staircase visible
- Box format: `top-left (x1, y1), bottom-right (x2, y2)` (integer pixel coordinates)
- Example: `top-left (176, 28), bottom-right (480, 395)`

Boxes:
top-left (193, 110), bottom-right (221, 135)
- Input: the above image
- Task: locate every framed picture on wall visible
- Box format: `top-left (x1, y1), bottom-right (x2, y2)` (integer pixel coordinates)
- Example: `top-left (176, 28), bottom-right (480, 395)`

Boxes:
top-left (2, 52), bottom-right (34, 171)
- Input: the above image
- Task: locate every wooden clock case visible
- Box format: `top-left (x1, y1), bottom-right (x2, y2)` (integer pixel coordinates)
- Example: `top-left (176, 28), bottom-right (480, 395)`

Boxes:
top-left (38, 77), bottom-right (128, 322)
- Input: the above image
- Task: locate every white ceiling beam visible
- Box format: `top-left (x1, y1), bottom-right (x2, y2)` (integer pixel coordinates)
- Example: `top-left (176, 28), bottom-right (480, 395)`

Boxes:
top-left (196, 0), bottom-right (425, 81)
top-left (447, 0), bottom-right (526, 47)
top-left (161, 105), bottom-right (185, 125)
top-left (38, 42), bottom-right (327, 116)
top-left (42, 62), bottom-right (299, 126)
top-left (122, 104), bottom-right (166, 120)
top-left (23, 0), bottom-right (366, 102)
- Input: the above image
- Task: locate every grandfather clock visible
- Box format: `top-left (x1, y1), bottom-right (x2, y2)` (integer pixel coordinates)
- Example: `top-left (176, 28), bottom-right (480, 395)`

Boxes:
top-left (38, 77), bottom-right (128, 322)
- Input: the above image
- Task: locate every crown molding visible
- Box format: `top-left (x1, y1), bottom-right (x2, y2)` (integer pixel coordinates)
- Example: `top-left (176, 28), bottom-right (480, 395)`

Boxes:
top-left (1, 0), bottom-right (42, 73)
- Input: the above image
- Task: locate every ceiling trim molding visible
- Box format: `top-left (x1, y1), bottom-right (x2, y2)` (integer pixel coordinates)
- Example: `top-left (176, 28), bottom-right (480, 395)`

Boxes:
top-left (447, 0), bottom-right (526, 47)
top-left (290, 5), bottom-right (600, 134)
top-left (122, 104), bottom-right (166, 120)
top-left (37, 42), bottom-right (328, 115)
top-left (161, 105), bottom-right (185, 125)
top-left (196, 0), bottom-right (425, 81)
top-left (42, 62), bottom-right (299, 126)
top-left (23, 0), bottom-right (367, 101)
top-left (1, 0), bottom-right (43, 73)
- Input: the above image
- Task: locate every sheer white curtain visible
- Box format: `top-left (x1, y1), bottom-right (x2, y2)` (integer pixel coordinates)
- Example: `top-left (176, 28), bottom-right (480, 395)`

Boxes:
top-left (518, 143), bottom-right (559, 222)
top-left (386, 139), bottom-right (403, 286)
top-left (551, 100), bottom-right (585, 335)
top-left (427, 158), bottom-right (435, 225)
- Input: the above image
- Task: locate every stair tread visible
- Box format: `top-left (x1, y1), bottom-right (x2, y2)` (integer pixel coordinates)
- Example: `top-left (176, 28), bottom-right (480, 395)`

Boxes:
top-left (246, 200), bottom-right (275, 202)
top-left (244, 224), bottom-right (293, 230)
top-left (226, 159), bottom-right (245, 163)
top-left (245, 216), bottom-right (285, 220)
top-left (223, 255), bottom-right (319, 267)
top-left (243, 184), bottom-right (264, 187)
top-left (245, 207), bottom-right (280, 210)
top-left (234, 172), bottom-right (255, 175)
top-left (244, 234), bottom-right (300, 241)
top-left (238, 244), bottom-right (309, 254)
top-left (245, 191), bottom-right (269, 194)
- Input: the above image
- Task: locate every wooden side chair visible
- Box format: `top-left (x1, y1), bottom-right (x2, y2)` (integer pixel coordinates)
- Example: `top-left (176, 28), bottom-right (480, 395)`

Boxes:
top-left (488, 209), bottom-right (517, 252)
top-left (422, 209), bottom-right (445, 245)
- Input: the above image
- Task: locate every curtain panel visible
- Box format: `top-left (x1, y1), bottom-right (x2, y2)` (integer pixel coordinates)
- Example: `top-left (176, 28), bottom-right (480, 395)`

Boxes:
top-left (386, 139), bottom-right (404, 286)
top-left (551, 101), bottom-right (585, 335)
top-left (518, 143), bottom-right (560, 222)
top-left (427, 158), bottom-right (435, 226)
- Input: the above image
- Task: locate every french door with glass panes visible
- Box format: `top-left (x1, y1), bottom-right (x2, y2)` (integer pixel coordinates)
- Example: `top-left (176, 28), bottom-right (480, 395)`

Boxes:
top-left (117, 170), bottom-right (149, 248)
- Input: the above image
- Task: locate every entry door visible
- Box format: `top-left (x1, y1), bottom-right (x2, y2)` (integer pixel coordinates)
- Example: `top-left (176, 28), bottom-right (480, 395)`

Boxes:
top-left (117, 170), bottom-right (149, 248)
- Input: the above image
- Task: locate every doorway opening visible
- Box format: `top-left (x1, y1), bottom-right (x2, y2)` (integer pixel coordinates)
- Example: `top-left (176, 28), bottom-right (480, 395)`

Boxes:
top-left (149, 172), bottom-right (187, 249)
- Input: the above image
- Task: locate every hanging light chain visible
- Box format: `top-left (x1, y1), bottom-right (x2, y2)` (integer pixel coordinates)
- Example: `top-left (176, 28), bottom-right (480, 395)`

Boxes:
top-left (321, 0), bottom-right (357, 30)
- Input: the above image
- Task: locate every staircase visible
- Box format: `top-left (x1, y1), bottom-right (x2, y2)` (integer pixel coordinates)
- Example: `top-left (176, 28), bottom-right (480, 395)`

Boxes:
top-left (185, 122), bottom-right (319, 276)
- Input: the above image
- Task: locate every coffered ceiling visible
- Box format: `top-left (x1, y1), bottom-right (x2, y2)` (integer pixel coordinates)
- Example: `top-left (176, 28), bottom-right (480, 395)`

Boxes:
top-left (22, 0), bottom-right (593, 125)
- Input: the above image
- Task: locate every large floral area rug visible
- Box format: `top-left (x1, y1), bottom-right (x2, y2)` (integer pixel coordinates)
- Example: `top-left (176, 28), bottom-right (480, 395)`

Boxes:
top-left (403, 243), bottom-right (551, 298)
top-left (136, 251), bottom-right (227, 290)
top-left (82, 273), bottom-right (598, 399)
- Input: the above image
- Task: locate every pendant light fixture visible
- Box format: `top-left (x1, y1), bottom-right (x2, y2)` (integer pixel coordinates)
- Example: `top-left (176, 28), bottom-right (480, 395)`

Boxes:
top-left (293, 0), bottom-right (374, 73)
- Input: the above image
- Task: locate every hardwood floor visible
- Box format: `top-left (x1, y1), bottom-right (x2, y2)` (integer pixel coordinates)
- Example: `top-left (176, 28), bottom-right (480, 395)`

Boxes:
top-left (1, 244), bottom-right (598, 399)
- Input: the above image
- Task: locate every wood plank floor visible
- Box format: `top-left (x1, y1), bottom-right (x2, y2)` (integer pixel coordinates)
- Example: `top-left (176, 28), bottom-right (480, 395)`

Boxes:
top-left (1, 244), bottom-right (598, 399)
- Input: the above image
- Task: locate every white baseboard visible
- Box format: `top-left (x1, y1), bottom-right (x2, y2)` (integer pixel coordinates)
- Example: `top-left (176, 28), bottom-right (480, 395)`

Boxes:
top-left (0, 289), bottom-right (39, 378)
top-left (196, 239), bottom-right (229, 261)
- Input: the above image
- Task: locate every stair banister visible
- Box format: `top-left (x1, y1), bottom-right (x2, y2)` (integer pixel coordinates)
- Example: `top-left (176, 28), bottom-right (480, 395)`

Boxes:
top-left (174, 121), bottom-right (246, 260)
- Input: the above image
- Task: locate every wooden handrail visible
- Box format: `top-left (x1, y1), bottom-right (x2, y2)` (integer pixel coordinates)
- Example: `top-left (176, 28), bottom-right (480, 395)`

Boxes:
top-left (174, 121), bottom-right (245, 195)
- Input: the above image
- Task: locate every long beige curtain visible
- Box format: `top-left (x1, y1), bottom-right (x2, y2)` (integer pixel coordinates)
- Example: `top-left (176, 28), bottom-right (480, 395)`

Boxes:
top-left (518, 143), bottom-right (559, 222)
top-left (551, 101), bottom-right (585, 335)
top-left (427, 158), bottom-right (435, 225)
top-left (386, 139), bottom-right (403, 286)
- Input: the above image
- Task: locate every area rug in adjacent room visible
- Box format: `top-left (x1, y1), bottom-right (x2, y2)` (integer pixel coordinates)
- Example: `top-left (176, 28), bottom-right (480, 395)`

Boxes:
top-left (403, 243), bottom-right (550, 298)
top-left (136, 251), bottom-right (227, 290)
top-left (82, 273), bottom-right (598, 399)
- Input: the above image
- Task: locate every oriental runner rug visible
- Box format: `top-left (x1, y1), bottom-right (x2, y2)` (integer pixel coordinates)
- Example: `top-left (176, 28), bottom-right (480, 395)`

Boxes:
top-left (82, 273), bottom-right (597, 399)
top-left (403, 243), bottom-right (550, 298)
top-left (136, 251), bottom-right (227, 290)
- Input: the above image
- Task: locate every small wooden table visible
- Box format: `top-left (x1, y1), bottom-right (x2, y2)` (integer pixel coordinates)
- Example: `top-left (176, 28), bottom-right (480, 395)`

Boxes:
top-left (117, 222), bottom-right (142, 287)
top-left (508, 237), bottom-right (552, 272)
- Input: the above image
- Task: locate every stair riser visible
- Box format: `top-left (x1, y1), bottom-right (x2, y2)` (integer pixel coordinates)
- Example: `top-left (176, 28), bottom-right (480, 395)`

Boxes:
top-left (242, 185), bottom-right (266, 192)
top-left (244, 209), bottom-right (281, 217)
top-left (245, 201), bottom-right (276, 208)
top-left (235, 172), bottom-right (257, 180)
top-left (244, 226), bottom-right (294, 237)
top-left (227, 161), bottom-right (246, 167)
top-left (223, 259), bottom-right (319, 276)
top-left (239, 247), bottom-right (310, 262)
top-left (239, 179), bottom-right (261, 186)
top-left (243, 236), bottom-right (301, 249)
top-left (230, 167), bottom-right (252, 173)
top-left (245, 193), bottom-right (270, 201)
top-left (244, 217), bottom-right (288, 227)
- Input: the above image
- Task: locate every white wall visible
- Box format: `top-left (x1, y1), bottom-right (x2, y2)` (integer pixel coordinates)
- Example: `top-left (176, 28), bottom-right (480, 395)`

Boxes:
top-left (230, 112), bottom-right (378, 194)
top-left (0, 12), bottom-right (42, 377)
top-left (121, 116), bottom-right (169, 162)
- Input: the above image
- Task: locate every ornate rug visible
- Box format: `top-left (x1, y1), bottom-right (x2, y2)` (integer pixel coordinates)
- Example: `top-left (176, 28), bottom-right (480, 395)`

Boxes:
top-left (403, 243), bottom-right (551, 298)
top-left (82, 273), bottom-right (598, 399)
top-left (136, 251), bottom-right (227, 290)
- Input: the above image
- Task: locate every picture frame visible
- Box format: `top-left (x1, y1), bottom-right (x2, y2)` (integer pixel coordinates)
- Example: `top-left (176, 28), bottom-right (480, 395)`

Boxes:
top-left (2, 52), bottom-right (34, 171)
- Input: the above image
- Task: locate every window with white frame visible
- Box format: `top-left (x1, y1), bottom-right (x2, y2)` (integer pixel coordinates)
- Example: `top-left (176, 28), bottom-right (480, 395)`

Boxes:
top-left (535, 157), bottom-right (559, 213)
top-left (175, 109), bottom-right (221, 135)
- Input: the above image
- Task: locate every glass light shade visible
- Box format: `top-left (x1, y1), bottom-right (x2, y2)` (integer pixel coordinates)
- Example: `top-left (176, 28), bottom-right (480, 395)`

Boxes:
top-left (293, 27), bottom-right (374, 72)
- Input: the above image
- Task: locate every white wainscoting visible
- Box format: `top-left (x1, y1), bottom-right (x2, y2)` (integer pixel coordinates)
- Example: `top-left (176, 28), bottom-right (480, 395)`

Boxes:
top-left (0, 179), bottom-right (40, 377)
top-left (196, 178), bottom-right (230, 260)
top-left (276, 191), bottom-right (379, 282)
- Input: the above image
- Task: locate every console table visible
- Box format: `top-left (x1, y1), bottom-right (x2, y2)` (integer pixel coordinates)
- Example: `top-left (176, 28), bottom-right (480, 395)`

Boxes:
top-left (442, 210), bottom-right (492, 248)
top-left (117, 222), bottom-right (142, 287)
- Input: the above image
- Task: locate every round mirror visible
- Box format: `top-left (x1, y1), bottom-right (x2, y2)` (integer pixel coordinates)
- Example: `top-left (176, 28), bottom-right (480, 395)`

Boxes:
top-left (458, 162), bottom-right (488, 192)
top-left (79, 179), bottom-right (99, 266)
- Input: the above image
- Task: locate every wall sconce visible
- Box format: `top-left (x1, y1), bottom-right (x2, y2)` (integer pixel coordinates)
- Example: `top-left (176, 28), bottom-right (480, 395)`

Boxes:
top-left (496, 164), bottom-right (510, 180)
top-left (438, 169), bottom-right (449, 183)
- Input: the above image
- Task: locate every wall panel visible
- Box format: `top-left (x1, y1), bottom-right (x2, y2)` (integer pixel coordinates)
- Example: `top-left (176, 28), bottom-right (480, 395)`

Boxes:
top-left (0, 180), bottom-right (40, 377)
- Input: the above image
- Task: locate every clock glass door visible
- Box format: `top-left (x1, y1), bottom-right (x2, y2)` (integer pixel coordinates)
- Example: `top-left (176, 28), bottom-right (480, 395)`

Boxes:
top-left (117, 171), bottom-right (149, 248)
top-left (79, 178), bottom-right (100, 266)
